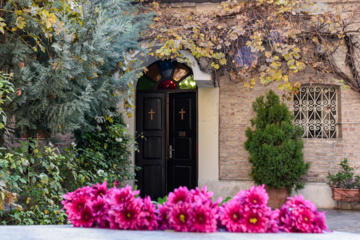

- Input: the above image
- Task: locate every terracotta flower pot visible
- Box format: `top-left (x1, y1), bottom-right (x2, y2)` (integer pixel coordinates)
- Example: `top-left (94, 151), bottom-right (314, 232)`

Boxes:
top-left (331, 187), bottom-right (360, 202)
top-left (265, 186), bottom-right (289, 210)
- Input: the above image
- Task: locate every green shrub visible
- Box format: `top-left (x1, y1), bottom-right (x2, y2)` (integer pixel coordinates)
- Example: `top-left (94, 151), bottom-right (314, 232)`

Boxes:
top-left (73, 114), bottom-right (138, 188)
top-left (0, 113), bottom-right (138, 225)
top-left (244, 90), bottom-right (310, 193)
top-left (0, 140), bottom-right (69, 225)
top-left (327, 158), bottom-right (360, 189)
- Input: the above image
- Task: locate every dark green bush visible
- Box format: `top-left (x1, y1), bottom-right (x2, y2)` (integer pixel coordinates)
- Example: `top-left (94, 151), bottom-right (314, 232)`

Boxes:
top-left (244, 90), bottom-right (310, 193)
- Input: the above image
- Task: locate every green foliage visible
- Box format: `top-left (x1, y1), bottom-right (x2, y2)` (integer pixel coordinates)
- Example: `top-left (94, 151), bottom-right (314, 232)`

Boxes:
top-left (0, 133), bottom-right (135, 225)
top-left (0, 140), bottom-right (70, 224)
top-left (72, 114), bottom-right (138, 189)
top-left (244, 90), bottom-right (310, 193)
top-left (220, 197), bottom-right (232, 206)
top-left (0, 72), bottom-right (14, 130)
top-left (0, 0), bottom-right (150, 135)
top-left (327, 159), bottom-right (360, 189)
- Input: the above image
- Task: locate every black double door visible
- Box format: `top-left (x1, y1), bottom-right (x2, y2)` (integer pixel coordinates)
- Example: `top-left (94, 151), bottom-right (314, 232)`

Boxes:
top-left (135, 91), bottom-right (197, 199)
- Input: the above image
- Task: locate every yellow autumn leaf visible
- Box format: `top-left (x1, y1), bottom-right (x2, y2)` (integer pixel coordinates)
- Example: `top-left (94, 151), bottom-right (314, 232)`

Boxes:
top-left (219, 58), bottom-right (227, 65)
top-left (289, 64), bottom-right (297, 70)
top-left (46, 13), bottom-right (57, 29)
top-left (278, 84), bottom-right (284, 90)
top-left (15, 17), bottom-right (26, 29)
top-left (0, 22), bottom-right (6, 34)
top-left (283, 75), bottom-right (289, 82)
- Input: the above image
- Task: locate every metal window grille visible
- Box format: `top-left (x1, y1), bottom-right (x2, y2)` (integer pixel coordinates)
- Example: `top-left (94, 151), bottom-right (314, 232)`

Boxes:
top-left (294, 86), bottom-right (337, 138)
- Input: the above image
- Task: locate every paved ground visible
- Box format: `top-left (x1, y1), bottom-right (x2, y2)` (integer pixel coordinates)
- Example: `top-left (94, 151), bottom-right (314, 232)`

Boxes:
top-left (1, 225), bottom-right (359, 240)
top-left (0, 210), bottom-right (359, 240)
top-left (324, 209), bottom-right (360, 233)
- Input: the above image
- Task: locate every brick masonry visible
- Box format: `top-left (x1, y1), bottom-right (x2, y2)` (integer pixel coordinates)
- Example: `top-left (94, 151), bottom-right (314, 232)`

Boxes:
top-left (219, 72), bottom-right (360, 183)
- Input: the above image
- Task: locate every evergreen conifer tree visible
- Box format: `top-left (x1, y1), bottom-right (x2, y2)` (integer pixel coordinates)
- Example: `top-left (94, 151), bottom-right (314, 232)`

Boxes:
top-left (244, 90), bottom-right (310, 192)
top-left (0, 0), bottom-right (150, 136)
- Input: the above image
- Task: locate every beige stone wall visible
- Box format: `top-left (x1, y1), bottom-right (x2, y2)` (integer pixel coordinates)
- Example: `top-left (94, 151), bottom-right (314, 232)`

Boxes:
top-left (219, 71), bottom-right (360, 183)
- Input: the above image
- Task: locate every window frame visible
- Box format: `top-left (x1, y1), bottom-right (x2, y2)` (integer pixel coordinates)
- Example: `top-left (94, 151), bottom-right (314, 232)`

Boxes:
top-left (293, 84), bottom-right (341, 139)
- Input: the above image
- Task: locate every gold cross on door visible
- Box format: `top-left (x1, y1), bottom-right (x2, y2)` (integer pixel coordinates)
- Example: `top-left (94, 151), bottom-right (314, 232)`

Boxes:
top-left (179, 108), bottom-right (186, 120)
top-left (148, 108), bottom-right (155, 120)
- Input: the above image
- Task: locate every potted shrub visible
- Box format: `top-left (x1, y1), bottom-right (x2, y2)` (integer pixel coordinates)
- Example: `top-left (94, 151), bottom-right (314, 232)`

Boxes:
top-left (327, 159), bottom-right (360, 201)
top-left (244, 90), bottom-right (310, 209)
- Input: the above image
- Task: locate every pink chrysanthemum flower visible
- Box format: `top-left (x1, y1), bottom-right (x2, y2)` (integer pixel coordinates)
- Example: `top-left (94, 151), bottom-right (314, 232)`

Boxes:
top-left (72, 205), bottom-right (95, 228)
top-left (279, 195), bottom-right (328, 233)
top-left (286, 195), bottom-right (317, 212)
top-left (64, 195), bottom-right (89, 219)
top-left (157, 203), bottom-right (170, 230)
top-left (167, 186), bottom-right (191, 205)
top-left (267, 209), bottom-right (280, 233)
top-left (168, 202), bottom-right (193, 232)
top-left (190, 186), bottom-right (222, 209)
top-left (191, 186), bottom-right (213, 202)
top-left (243, 209), bottom-right (268, 233)
top-left (295, 208), bottom-right (315, 233)
top-left (219, 200), bottom-right (244, 232)
top-left (113, 180), bottom-right (120, 187)
top-left (139, 196), bottom-right (158, 230)
top-left (234, 184), bottom-right (268, 208)
top-left (108, 214), bottom-right (120, 230)
top-left (112, 197), bottom-right (143, 230)
top-left (90, 196), bottom-right (109, 227)
top-left (62, 186), bottom-right (93, 205)
top-left (92, 181), bottom-right (108, 199)
top-left (313, 211), bottom-right (328, 233)
top-left (191, 202), bottom-right (218, 233)
top-left (108, 185), bottom-right (139, 207)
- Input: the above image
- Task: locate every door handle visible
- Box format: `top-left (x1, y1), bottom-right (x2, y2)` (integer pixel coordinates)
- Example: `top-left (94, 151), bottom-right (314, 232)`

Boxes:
top-left (169, 145), bottom-right (174, 159)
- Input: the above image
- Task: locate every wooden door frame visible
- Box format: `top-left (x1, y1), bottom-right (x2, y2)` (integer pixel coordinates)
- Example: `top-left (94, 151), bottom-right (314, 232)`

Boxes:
top-left (135, 89), bottom-right (198, 196)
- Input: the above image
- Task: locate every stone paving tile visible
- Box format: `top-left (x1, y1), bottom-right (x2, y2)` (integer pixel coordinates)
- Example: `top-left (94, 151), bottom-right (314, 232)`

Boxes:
top-left (324, 209), bottom-right (360, 233)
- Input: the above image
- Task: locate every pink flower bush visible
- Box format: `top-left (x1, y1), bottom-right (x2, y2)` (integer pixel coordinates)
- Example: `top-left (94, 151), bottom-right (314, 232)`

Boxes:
top-left (278, 195), bottom-right (328, 233)
top-left (62, 182), bottom-right (328, 234)
top-left (219, 184), bottom-right (279, 233)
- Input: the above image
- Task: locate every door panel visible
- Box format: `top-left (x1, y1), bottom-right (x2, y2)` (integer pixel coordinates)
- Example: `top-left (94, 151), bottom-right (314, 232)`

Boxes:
top-left (168, 92), bottom-right (197, 192)
top-left (174, 98), bottom-right (191, 130)
top-left (144, 97), bottom-right (162, 130)
top-left (143, 137), bottom-right (161, 159)
top-left (174, 137), bottom-right (191, 160)
top-left (173, 165), bottom-right (192, 188)
top-left (136, 91), bottom-right (197, 199)
top-left (136, 93), bottom-right (166, 199)
top-left (143, 165), bottom-right (163, 198)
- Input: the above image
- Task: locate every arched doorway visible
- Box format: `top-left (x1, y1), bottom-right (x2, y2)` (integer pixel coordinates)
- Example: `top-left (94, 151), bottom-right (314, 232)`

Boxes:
top-left (135, 60), bottom-right (198, 199)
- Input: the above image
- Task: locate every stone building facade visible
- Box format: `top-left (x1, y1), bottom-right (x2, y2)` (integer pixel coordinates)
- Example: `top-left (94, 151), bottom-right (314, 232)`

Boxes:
top-left (122, 0), bottom-right (360, 209)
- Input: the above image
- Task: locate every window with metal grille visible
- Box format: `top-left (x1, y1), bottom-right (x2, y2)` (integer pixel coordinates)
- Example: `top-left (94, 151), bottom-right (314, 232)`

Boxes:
top-left (294, 86), bottom-right (338, 138)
